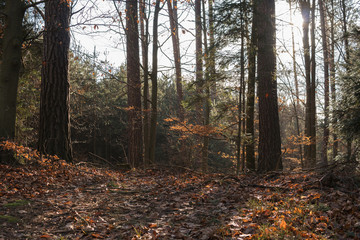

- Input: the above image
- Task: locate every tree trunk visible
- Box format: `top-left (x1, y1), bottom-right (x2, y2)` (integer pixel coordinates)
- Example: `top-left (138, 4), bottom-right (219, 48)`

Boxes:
top-left (319, 0), bottom-right (329, 167)
top-left (236, 10), bottom-right (245, 175)
top-left (148, 0), bottom-right (160, 164)
top-left (329, 0), bottom-right (337, 160)
top-left (257, 0), bottom-right (282, 172)
top-left (0, 0), bottom-right (25, 140)
top-left (245, 0), bottom-right (257, 171)
top-left (39, 0), bottom-right (72, 162)
top-left (341, 0), bottom-right (352, 161)
top-left (301, 0), bottom-right (316, 168)
top-left (201, 0), bottom-right (209, 173)
top-left (289, 0), bottom-right (303, 167)
top-left (126, 0), bottom-right (143, 167)
top-left (140, 0), bottom-right (150, 166)
top-left (167, 0), bottom-right (184, 122)
top-left (310, 0), bottom-right (317, 167)
top-left (195, 0), bottom-right (205, 171)
top-left (208, 0), bottom-right (216, 102)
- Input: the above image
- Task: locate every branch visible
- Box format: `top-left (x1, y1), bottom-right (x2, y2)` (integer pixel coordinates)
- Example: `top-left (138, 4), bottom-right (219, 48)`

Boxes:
top-left (26, 0), bottom-right (46, 20)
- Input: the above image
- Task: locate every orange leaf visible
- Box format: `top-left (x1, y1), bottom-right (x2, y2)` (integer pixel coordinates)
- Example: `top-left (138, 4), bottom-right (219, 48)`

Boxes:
top-left (40, 234), bottom-right (52, 239)
top-left (91, 233), bottom-right (103, 238)
top-left (280, 219), bottom-right (287, 230)
top-left (149, 223), bottom-right (157, 228)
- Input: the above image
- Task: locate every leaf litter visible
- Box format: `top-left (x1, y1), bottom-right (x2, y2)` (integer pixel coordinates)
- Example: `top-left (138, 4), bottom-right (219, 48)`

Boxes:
top-left (1, 141), bottom-right (360, 239)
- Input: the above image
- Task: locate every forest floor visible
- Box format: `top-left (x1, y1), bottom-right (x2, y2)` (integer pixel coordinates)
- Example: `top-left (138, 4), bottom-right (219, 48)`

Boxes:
top-left (1, 141), bottom-right (360, 239)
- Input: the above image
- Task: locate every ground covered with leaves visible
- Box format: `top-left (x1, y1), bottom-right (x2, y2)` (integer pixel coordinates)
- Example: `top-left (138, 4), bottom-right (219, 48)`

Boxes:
top-left (1, 141), bottom-right (360, 239)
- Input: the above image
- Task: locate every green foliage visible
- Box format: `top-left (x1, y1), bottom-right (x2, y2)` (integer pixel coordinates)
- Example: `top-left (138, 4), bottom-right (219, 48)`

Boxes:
top-left (336, 27), bottom-right (360, 142)
top-left (70, 52), bottom-right (128, 163)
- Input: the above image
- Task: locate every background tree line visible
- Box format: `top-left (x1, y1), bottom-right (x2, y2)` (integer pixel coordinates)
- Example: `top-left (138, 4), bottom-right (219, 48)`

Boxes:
top-left (0, 0), bottom-right (359, 173)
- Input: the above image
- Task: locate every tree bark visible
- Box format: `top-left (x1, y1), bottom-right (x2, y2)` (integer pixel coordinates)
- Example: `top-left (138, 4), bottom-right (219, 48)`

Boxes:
top-left (195, 0), bottom-right (205, 172)
top-left (245, 0), bottom-right (257, 171)
top-left (301, 0), bottom-right (316, 168)
top-left (201, 0), bottom-right (209, 173)
top-left (140, 0), bottom-right (150, 166)
top-left (0, 0), bottom-right (25, 140)
top-left (236, 9), bottom-right (245, 175)
top-left (39, 0), bottom-right (73, 162)
top-left (319, 0), bottom-right (329, 167)
top-left (289, 0), bottom-right (303, 167)
top-left (126, 0), bottom-right (143, 167)
top-left (341, 0), bottom-right (352, 161)
top-left (148, 0), bottom-right (160, 164)
top-left (329, 0), bottom-right (337, 160)
top-left (167, 0), bottom-right (184, 122)
top-left (257, 0), bottom-right (282, 172)
top-left (310, 0), bottom-right (317, 167)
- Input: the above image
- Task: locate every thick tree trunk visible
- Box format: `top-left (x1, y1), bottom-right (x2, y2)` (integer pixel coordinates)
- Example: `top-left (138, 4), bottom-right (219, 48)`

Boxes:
top-left (257, 0), bottom-right (282, 172)
top-left (319, 0), bottom-right (329, 167)
top-left (126, 0), bottom-right (143, 167)
top-left (0, 0), bottom-right (25, 140)
top-left (148, 0), bottom-right (160, 164)
top-left (245, 1), bottom-right (257, 171)
top-left (39, 0), bottom-right (72, 162)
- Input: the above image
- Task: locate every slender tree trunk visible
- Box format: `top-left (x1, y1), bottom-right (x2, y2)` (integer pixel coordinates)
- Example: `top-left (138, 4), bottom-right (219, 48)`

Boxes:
top-left (140, 0), bottom-right (150, 166)
top-left (289, 0), bottom-right (303, 167)
top-left (126, 0), bottom-right (143, 167)
top-left (257, 0), bottom-right (282, 172)
top-left (310, 0), bottom-right (317, 167)
top-left (202, 0), bottom-right (209, 173)
top-left (301, 0), bottom-right (316, 168)
top-left (236, 11), bottom-right (245, 175)
top-left (329, 0), bottom-right (337, 160)
top-left (341, 0), bottom-right (352, 161)
top-left (39, 0), bottom-right (73, 162)
top-left (208, 0), bottom-right (216, 102)
top-left (167, 0), bottom-right (184, 122)
top-left (148, 0), bottom-right (161, 164)
top-left (319, 0), bottom-right (329, 167)
top-left (245, 0), bottom-right (257, 171)
top-left (0, 0), bottom-right (25, 140)
top-left (195, 0), bottom-right (205, 171)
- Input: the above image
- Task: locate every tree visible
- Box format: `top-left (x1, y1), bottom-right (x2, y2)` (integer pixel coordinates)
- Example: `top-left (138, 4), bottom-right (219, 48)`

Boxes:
top-left (0, 0), bottom-right (26, 140)
top-left (39, 0), bottom-right (73, 161)
top-left (341, 0), bottom-right (352, 160)
top-left (257, 0), bottom-right (282, 172)
top-left (195, 0), bottom-right (206, 172)
top-left (126, 0), bottom-right (143, 167)
top-left (336, 29), bottom-right (360, 146)
top-left (245, 0), bottom-right (257, 171)
top-left (300, 0), bottom-right (316, 168)
top-left (289, 0), bottom-right (303, 167)
top-left (167, 0), bottom-right (184, 122)
top-left (139, 0), bottom-right (150, 166)
top-left (148, 0), bottom-right (161, 164)
top-left (329, 0), bottom-right (338, 160)
top-left (319, 0), bottom-right (329, 167)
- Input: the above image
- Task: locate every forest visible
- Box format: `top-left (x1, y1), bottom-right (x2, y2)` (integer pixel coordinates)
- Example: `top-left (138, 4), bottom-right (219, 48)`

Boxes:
top-left (0, 0), bottom-right (360, 239)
